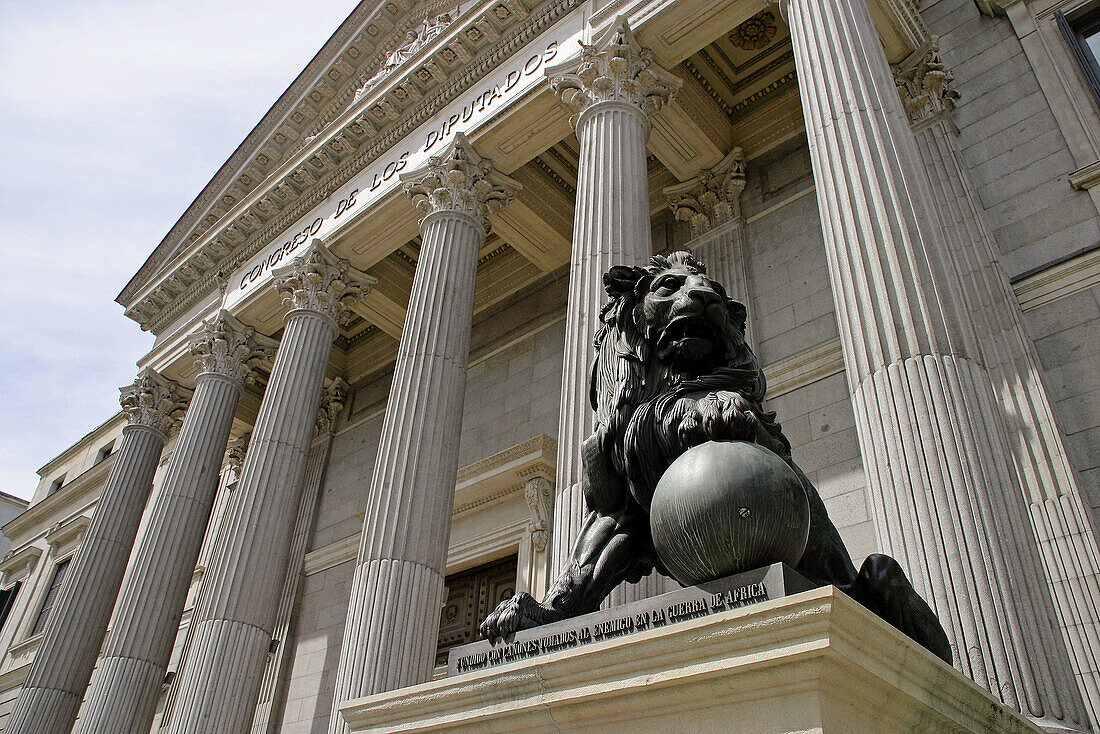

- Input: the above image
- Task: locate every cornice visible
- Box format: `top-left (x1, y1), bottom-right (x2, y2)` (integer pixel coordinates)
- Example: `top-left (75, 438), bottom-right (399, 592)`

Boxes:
top-left (36, 411), bottom-right (125, 477)
top-left (0, 546), bottom-right (42, 583)
top-left (0, 663), bottom-right (31, 692)
top-left (128, 0), bottom-right (578, 336)
top-left (44, 515), bottom-right (91, 549)
top-left (455, 433), bottom-right (556, 484)
top-left (118, 0), bottom-right (437, 308)
top-left (3, 455), bottom-right (115, 542)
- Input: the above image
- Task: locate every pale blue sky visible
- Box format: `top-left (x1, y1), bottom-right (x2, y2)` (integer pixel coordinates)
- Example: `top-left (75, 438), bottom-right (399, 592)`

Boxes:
top-left (0, 0), bottom-right (361, 499)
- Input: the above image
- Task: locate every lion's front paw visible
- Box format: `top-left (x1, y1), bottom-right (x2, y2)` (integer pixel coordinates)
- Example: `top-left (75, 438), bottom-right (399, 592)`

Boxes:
top-left (678, 391), bottom-right (758, 447)
top-left (479, 593), bottom-right (551, 640)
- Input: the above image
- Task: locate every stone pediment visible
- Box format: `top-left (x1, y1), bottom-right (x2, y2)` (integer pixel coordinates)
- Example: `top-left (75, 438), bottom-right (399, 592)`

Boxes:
top-left (119, 0), bottom-right (927, 344)
top-left (117, 0), bottom-right (472, 324)
top-left (119, 0), bottom-right (565, 337)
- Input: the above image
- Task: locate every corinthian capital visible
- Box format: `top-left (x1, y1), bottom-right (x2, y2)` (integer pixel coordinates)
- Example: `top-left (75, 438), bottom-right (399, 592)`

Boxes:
top-left (315, 377), bottom-right (349, 434)
top-left (893, 39), bottom-right (960, 130)
top-left (665, 147), bottom-right (747, 238)
top-left (272, 240), bottom-right (377, 326)
top-left (400, 133), bottom-right (520, 233)
top-left (188, 310), bottom-right (276, 386)
top-left (225, 432), bottom-right (250, 474)
top-left (547, 17), bottom-right (681, 126)
top-left (119, 368), bottom-right (188, 437)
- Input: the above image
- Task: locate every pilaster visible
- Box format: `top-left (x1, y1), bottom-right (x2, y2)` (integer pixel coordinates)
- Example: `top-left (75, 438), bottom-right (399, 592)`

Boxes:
top-left (6, 369), bottom-right (186, 734)
top-left (666, 147), bottom-right (753, 346)
top-left (167, 245), bottom-right (373, 734)
top-left (545, 17), bottom-right (681, 581)
top-left (328, 135), bottom-right (517, 734)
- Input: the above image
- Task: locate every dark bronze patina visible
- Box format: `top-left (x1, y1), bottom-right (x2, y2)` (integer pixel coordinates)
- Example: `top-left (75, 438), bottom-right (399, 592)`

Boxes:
top-left (480, 252), bottom-right (952, 664)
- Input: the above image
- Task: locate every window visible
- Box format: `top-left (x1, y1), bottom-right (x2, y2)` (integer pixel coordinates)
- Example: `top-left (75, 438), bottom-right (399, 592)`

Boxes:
top-left (31, 558), bottom-right (71, 635)
top-left (93, 442), bottom-right (113, 464)
top-left (47, 475), bottom-right (66, 496)
top-left (1057, 8), bottom-right (1100, 106)
top-left (0, 581), bottom-right (20, 634)
top-left (436, 556), bottom-right (518, 666)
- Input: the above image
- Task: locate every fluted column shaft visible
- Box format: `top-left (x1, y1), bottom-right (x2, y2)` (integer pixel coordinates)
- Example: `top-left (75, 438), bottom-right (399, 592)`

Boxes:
top-left (328, 135), bottom-right (518, 734)
top-left (546, 19), bottom-right (681, 577)
top-left (167, 243), bottom-right (372, 734)
top-left (79, 313), bottom-right (270, 734)
top-left (903, 67), bottom-right (1100, 720)
top-left (7, 371), bottom-right (184, 734)
top-left (781, 0), bottom-right (1087, 729)
top-left (251, 380), bottom-right (345, 734)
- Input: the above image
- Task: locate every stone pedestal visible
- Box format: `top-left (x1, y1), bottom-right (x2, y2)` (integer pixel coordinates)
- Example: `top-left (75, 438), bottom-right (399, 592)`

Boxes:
top-left (5, 369), bottom-right (186, 734)
top-left (340, 587), bottom-right (1043, 734)
top-left (545, 18), bottom-right (680, 580)
top-left (327, 135), bottom-right (518, 733)
top-left (167, 242), bottom-right (373, 734)
top-left (779, 0), bottom-right (1088, 729)
top-left (78, 312), bottom-right (272, 734)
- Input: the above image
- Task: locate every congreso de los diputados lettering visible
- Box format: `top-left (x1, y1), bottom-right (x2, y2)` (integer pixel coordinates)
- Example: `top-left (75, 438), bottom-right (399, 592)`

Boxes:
top-left (2, 0), bottom-right (1100, 731)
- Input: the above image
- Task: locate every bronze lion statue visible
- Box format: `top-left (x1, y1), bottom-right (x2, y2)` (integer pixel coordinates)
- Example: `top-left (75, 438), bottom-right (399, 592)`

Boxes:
top-left (481, 252), bottom-right (951, 663)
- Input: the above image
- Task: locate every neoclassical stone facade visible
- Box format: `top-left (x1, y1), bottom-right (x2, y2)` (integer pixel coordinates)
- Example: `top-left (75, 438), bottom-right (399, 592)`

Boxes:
top-left (1, 0), bottom-right (1100, 732)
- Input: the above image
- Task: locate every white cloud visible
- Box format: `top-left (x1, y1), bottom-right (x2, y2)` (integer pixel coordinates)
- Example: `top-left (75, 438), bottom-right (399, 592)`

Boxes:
top-left (0, 0), bottom-right (361, 499)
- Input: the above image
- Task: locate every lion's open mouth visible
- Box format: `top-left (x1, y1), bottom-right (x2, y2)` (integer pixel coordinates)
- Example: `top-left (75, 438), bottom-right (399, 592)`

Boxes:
top-left (657, 316), bottom-right (720, 357)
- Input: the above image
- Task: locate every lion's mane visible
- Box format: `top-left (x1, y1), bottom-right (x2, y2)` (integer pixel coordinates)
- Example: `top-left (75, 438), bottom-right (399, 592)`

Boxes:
top-left (587, 252), bottom-right (789, 514)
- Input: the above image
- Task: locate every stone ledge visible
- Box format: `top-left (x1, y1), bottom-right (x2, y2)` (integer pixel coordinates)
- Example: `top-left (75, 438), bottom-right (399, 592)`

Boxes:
top-left (340, 586), bottom-right (1042, 733)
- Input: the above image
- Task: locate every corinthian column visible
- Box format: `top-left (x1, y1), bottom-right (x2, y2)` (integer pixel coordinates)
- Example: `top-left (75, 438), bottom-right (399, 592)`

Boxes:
top-left (777, 0), bottom-right (1087, 729)
top-left (79, 312), bottom-right (273, 734)
top-left (545, 17), bottom-right (680, 579)
top-left (666, 146), bottom-right (752, 344)
top-left (7, 369), bottom-right (186, 734)
top-left (167, 242), bottom-right (374, 734)
top-left (328, 134), bottom-right (518, 733)
top-left (894, 41), bottom-right (1100, 724)
top-left (251, 378), bottom-right (347, 734)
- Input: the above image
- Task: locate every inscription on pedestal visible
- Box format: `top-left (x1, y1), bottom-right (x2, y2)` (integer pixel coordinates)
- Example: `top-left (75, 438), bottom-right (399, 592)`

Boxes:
top-left (447, 563), bottom-right (811, 676)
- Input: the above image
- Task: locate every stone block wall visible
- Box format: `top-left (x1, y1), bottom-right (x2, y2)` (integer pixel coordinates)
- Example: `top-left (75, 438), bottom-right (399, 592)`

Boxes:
top-left (457, 319), bottom-right (564, 468)
top-left (274, 561), bottom-right (354, 734)
top-left (923, 0), bottom-right (1100, 276)
top-left (1025, 283), bottom-right (1100, 515)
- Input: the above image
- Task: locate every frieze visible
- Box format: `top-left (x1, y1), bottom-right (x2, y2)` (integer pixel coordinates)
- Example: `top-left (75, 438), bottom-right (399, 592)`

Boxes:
top-left (140, 0), bottom-right (584, 335)
top-left (219, 1), bottom-right (582, 314)
top-left (120, 0), bottom-right (431, 306)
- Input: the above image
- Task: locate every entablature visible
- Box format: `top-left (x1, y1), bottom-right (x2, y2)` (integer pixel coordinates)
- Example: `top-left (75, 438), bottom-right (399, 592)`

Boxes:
top-left (124, 0), bottom-right (929, 387)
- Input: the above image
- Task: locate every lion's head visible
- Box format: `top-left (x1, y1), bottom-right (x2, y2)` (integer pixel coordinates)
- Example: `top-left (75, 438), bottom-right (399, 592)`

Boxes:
top-left (590, 252), bottom-right (762, 428)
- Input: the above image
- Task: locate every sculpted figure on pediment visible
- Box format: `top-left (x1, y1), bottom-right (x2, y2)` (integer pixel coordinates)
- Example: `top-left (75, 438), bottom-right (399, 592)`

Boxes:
top-left (421, 11), bottom-right (453, 45)
top-left (355, 11), bottom-right (458, 101)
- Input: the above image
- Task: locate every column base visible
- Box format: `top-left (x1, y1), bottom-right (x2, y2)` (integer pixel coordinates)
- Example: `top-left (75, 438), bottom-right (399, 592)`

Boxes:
top-left (78, 655), bottom-right (162, 733)
top-left (340, 587), bottom-right (1044, 733)
top-left (7, 685), bottom-right (80, 734)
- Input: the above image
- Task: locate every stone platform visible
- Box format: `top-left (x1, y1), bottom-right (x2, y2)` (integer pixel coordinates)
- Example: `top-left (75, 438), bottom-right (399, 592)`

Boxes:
top-left (340, 586), bottom-right (1042, 733)
top-left (448, 563), bottom-right (812, 676)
